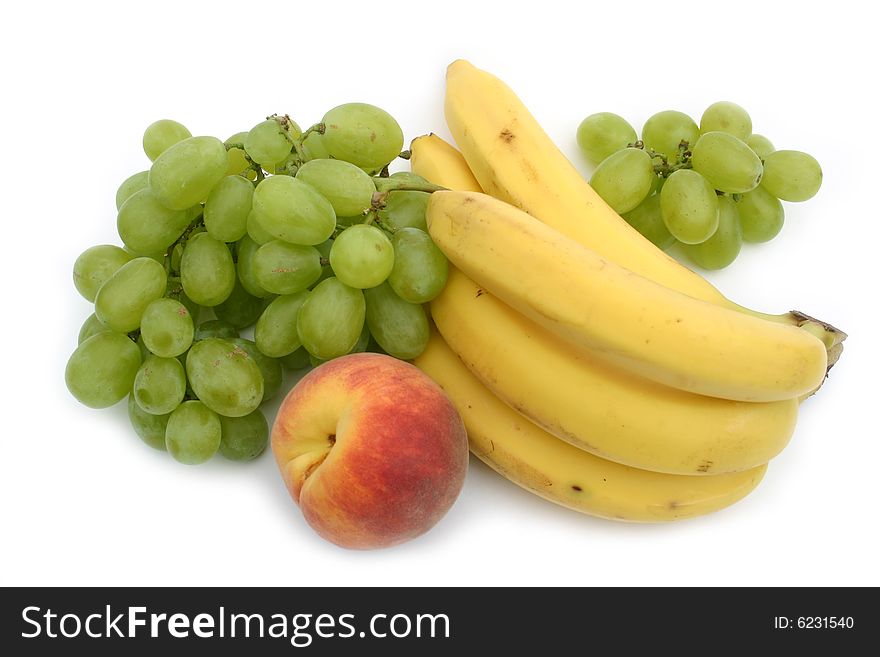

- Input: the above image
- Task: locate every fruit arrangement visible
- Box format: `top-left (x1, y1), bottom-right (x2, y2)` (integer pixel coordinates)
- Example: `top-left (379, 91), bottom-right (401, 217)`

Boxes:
top-left (576, 103), bottom-right (823, 269)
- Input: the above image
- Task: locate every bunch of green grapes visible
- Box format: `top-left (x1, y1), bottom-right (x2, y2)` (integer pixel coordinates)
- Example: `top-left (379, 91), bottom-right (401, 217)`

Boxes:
top-left (576, 102), bottom-right (823, 269)
top-left (67, 106), bottom-right (449, 464)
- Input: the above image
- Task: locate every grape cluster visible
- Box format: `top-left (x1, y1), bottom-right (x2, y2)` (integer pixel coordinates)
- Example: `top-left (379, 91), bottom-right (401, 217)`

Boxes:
top-left (576, 102), bottom-right (823, 269)
top-left (67, 106), bottom-right (448, 464)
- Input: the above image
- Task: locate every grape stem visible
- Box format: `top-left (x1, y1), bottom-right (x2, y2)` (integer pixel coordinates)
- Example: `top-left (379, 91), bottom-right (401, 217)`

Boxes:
top-left (371, 178), bottom-right (446, 194)
top-left (629, 138), bottom-right (694, 178)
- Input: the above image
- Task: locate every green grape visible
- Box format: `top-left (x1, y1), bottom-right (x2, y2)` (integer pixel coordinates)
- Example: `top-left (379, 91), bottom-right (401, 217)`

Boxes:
top-left (700, 101), bottom-right (752, 140)
top-left (255, 292), bottom-right (309, 357)
top-left (295, 159), bottom-right (376, 217)
top-left (350, 322), bottom-right (371, 354)
top-left (95, 257), bottom-right (167, 332)
top-left (180, 232), bottom-right (236, 306)
top-left (213, 279), bottom-right (266, 328)
top-left (236, 235), bottom-right (272, 298)
top-left (297, 278), bottom-right (365, 360)
top-left (78, 313), bottom-right (109, 344)
top-left (185, 338), bottom-right (263, 417)
top-left (218, 411), bottom-right (269, 461)
top-left (301, 131), bottom-right (331, 160)
top-left (228, 338), bottom-right (282, 402)
top-left (641, 110), bottom-right (700, 160)
top-left (127, 394), bottom-right (169, 451)
top-left (251, 175), bottom-right (336, 245)
top-left (746, 134), bottom-right (775, 160)
top-left (252, 240), bottom-right (323, 294)
top-left (388, 227), bottom-right (448, 303)
top-left (72, 244), bottom-right (133, 302)
top-left (279, 346), bottom-right (311, 370)
top-left (377, 190), bottom-right (428, 231)
top-left (589, 148), bottom-right (655, 214)
top-left (309, 353), bottom-right (328, 368)
top-left (321, 103), bottom-right (404, 170)
top-left (140, 297), bottom-right (194, 358)
top-left (165, 401), bottom-right (221, 465)
top-left (681, 196), bottom-right (743, 270)
top-left (117, 188), bottom-right (192, 255)
top-left (246, 208), bottom-right (274, 245)
top-left (174, 288), bottom-right (201, 326)
top-left (385, 172), bottom-right (429, 185)
top-left (194, 319), bottom-right (239, 340)
top-left (576, 112), bottom-right (637, 164)
top-left (244, 118), bottom-right (297, 166)
top-left (65, 332), bottom-right (142, 408)
top-left (149, 136), bottom-right (228, 210)
top-left (760, 150), bottom-right (822, 202)
top-left (691, 131), bottom-right (763, 194)
top-left (621, 193), bottom-right (675, 250)
top-left (225, 131), bottom-right (251, 176)
top-left (329, 224), bottom-right (394, 289)
top-left (204, 175), bottom-right (254, 242)
top-left (133, 355), bottom-right (186, 415)
top-left (312, 238), bottom-right (335, 285)
top-left (659, 169), bottom-right (719, 244)
top-left (143, 119), bottom-right (192, 161)
top-left (137, 333), bottom-right (151, 361)
top-left (115, 171), bottom-right (150, 210)
top-left (364, 282), bottom-right (429, 360)
top-left (738, 186), bottom-right (785, 242)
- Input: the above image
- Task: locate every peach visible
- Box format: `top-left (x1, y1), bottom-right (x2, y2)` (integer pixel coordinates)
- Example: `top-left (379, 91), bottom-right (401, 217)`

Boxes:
top-left (271, 352), bottom-right (468, 550)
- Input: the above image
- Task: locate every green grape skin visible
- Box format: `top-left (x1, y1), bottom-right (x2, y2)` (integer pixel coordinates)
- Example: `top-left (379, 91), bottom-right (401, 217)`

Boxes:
top-left (117, 188), bottom-right (192, 255)
top-left (364, 282), bottom-right (429, 360)
top-left (115, 171), bottom-right (150, 210)
top-left (760, 150), bottom-right (822, 202)
top-left (213, 279), bottom-right (266, 329)
top-left (251, 175), bottom-right (336, 246)
top-left (312, 239), bottom-right (335, 285)
top-left (72, 244), bottom-right (133, 302)
top-left (252, 240), bottom-right (322, 295)
top-left (746, 134), bottom-right (775, 161)
top-left (297, 278), bottom-right (365, 360)
top-left (228, 338), bottom-right (282, 403)
top-left (133, 355), bottom-right (187, 415)
top-left (94, 257), bottom-right (167, 332)
top-left (641, 110), bottom-right (700, 160)
top-left (236, 235), bottom-right (272, 298)
top-left (180, 232), bottom-right (236, 306)
top-left (224, 131), bottom-right (255, 178)
top-left (589, 147), bottom-right (655, 214)
top-left (321, 103), bottom-right (404, 170)
top-left (295, 159), bottom-right (376, 217)
top-left (143, 119), bottom-right (192, 161)
top-left (329, 224), bottom-right (394, 289)
top-left (691, 131), bottom-right (764, 194)
top-left (204, 175), bottom-right (254, 242)
top-left (127, 394), bottom-right (169, 451)
top-left (174, 288), bottom-right (201, 326)
top-left (246, 208), bottom-right (274, 245)
top-left (659, 169), bottom-right (720, 244)
top-left (377, 190), bottom-right (429, 232)
top-left (140, 297), bottom-right (194, 358)
top-left (194, 319), bottom-right (239, 340)
top-left (738, 186), bottom-right (785, 242)
top-left (244, 119), bottom-right (297, 167)
top-left (681, 196), bottom-right (743, 270)
top-left (218, 411), bottom-right (269, 461)
top-left (576, 112), bottom-right (638, 164)
top-left (350, 322), bottom-right (371, 354)
top-left (65, 332), bottom-right (142, 408)
top-left (254, 291), bottom-right (309, 358)
top-left (301, 131), bottom-right (331, 160)
top-left (388, 227), bottom-right (448, 303)
top-left (700, 101), bottom-right (752, 140)
top-left (78, 313), bottom-right (109, 344)
top-left (185, 338), bottom-right (263, 417)
top-left (621, 193), bottom-right (676, 250)
top-left (165, 401), bottom-right (222, 465)
top-left (279, 346), bottom-right (312, 370)
top-left (149, 136), bottom-right (228, 210)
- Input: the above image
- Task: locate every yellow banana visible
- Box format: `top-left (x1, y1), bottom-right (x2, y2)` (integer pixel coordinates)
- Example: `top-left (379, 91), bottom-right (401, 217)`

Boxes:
top-left (414, 330), bottom-right (767, 521)
top-left (444, 60), bottom-right (846, 362)
top-left (410, 134), bottom-right (482, 193)
top-left (431, 267), bottom-right (798, 475)
top-left (427, 190), bottom-right (827, 403)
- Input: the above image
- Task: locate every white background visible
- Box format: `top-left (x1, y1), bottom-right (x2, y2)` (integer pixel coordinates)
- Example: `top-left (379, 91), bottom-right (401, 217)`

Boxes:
top-left (2, 0), bottom-right (877, 587)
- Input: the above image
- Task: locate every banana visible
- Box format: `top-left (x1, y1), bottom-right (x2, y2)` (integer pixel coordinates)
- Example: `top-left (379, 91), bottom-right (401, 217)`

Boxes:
top-left (427, 190), bottom-right (827, 403)
top-left (410, 134), bottom-right (482, 193)
top-left (444, 60), bottom-right (846, 363)
top-left (413, 329), bottom-right (768, 521)
top-left (430, 267), bottom-right (798, 475)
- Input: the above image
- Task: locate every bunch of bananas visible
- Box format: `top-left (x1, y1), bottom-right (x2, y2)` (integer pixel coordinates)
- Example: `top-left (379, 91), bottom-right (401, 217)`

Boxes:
top-left (409, 60), bottom-right (846, 522)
